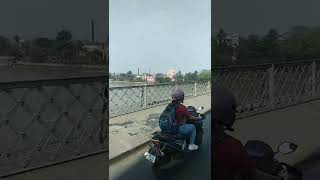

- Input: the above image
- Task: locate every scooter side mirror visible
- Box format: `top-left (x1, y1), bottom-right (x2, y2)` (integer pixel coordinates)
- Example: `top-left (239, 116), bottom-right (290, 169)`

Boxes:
top-left (278, 142), bottom-right (298, 155)
top-left (197, 106), bottom-right (204, 111)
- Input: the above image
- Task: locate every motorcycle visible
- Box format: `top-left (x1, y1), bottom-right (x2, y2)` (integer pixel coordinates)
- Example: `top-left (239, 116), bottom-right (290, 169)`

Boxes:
top-left (144, 106), bottom-right (206, 170)
top-left (244, 140), bottom-right (303, 180)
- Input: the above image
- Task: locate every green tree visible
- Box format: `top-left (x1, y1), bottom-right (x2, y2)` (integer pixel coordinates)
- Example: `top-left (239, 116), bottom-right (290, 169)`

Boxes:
top-left (184, 72), bottom-right (193, 82)
top-left (56, 30), bottom-right (72, 42)
top-left (156, 73), bottom-right (171, 83)
top-left (261, 29), bottom-right (280, 57)
top-left (198, 70), bottom-right (211, 81)
top-left (34, 37), bottom-right (51, 48)
top-left (13, 35), bottom-right (21, 44)
top-left (127, 71), bottom-right (133, 76)
top-left (176, 70), bottom-right (184, 82)
top-left (217, 28), bottom-right (227, 45)
top-left (193, 71), bottom-right (198, 81)
top-left (0, 36), bottom-right (13, 55)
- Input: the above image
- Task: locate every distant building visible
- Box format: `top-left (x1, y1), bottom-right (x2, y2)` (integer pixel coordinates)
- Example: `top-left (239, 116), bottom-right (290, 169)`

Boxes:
top-left (217, 33), bottom-right (239, 47)
top-left (145, 75), bottom-right (156, 83)
top-left (82, 42), bottom-right (105, 52)
top-left (166, 69), bottom-right (176, 81)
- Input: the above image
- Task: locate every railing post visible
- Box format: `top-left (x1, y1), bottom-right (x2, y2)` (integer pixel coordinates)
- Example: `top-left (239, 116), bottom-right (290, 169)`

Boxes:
top-left (194, 82), bottom-right (197, 96)
top-left (312, 60), bottom-right (316, 97)
top-left (144, 84), bottom-right (147, 108)
top-left (269, 64), bottom-right (275, 108)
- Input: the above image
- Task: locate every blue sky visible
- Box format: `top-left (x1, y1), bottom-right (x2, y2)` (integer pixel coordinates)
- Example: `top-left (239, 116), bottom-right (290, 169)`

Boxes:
top-left (109, 0), bottom-right (211, 74)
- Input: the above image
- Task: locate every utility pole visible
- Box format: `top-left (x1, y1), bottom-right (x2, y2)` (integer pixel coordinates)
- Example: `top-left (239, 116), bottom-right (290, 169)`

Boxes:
top-left (91, 19), bottom-right (95, 43)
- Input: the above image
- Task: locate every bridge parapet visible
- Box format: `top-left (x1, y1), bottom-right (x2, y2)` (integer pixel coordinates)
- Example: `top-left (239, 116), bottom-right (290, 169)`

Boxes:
top-left (213, 60), bottom-right (320, 116)
top-left (0, 76), bottom-right (107, 178)
top-left (109, 81), bottom-right (211, 117)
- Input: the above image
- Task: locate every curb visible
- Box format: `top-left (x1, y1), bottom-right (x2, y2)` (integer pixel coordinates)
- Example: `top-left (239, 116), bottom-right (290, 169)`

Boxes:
top-left (109, 109), bottom-right (211, 165)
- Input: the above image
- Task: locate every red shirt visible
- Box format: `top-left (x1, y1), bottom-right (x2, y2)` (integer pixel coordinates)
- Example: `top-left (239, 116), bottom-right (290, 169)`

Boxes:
top-left (214, 136), bottom-right (256, 180)
top-left (175, 104), bottom-right (191, 125)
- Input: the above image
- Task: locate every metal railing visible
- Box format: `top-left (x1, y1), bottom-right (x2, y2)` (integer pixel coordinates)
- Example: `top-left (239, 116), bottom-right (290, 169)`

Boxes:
top-left (213, 60), bottom-right (320, 116)
top-left (0, 76), bottom-right (107, 178)
top-left (109, 81), bottom-right (211, 117)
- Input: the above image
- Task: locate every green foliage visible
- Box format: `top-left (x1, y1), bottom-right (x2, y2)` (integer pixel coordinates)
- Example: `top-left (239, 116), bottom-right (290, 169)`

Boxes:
top-left (56, 30), bottom-right (72, 42)
top-left (214, 26), bottom-right (320, 66)
top-left (198, 70), bottom-right (211, 81)
top-left (0, 36), bottom-right (13, 56)
top-left (176, 70), bottom-right (184, 83)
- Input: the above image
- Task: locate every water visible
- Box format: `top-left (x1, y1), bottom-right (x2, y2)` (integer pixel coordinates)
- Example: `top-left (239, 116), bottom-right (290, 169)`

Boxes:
top-left (109, 81), bottom-right (145, 88)
top-left (0, 64), bottom-right (106, 82)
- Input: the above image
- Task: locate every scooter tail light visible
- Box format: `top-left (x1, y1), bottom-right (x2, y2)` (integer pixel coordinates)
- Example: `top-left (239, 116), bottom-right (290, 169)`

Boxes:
top-left (152, 140), bottom-right (160, 146)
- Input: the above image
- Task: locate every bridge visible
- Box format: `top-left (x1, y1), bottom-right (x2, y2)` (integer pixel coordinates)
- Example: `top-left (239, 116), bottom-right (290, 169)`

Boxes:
top-left (213, 60), bottom-right (320, 179)
top-left (2, 60), bottom-right (320, 179)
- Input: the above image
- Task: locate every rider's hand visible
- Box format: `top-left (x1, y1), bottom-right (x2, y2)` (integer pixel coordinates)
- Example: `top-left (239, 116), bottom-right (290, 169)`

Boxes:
top-left (196, 116), bottom-right (202, 121)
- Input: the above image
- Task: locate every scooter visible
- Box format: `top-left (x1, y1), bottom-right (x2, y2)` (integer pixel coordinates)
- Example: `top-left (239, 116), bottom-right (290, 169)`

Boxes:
top-left (144, 106), bottom-right (206, 170)
top-left (244, 140), bottom-right (303, 180)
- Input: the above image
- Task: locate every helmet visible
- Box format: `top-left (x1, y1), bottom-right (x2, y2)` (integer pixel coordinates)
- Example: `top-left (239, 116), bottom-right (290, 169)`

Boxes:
top-left (213, 86), bottom-right (237, 131)
top-left (171, 88), bottom-right (185, 103)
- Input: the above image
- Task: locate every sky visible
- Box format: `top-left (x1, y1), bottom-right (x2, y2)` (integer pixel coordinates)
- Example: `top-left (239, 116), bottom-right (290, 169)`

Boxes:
top-left (109, 0), bottom-right (211, 74)
top-left (0, 0), bottom-right (107, 42)
top-left (213, 0), bottom-right (320, 37)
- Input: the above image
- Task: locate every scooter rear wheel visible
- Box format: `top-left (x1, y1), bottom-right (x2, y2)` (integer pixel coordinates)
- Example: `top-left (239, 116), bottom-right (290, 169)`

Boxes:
top-left (153, 154), bottom-right (170, 167)
top-left (152, 155), bottom-right (171, 177)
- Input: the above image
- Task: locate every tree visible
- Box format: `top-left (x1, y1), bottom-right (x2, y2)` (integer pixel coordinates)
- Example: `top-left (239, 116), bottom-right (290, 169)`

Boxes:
top-left (198, 70), bottom-right (211, 81)
top-left (56, 30), bottom-right (72, 42)
top-left (34, 37), bottom-right (51, 48)
top-left (193, 71), bottom-right (198, 80)
top-left (13, 35), bottom-right (21, 44)
top-left (261, 29), bottom-right (280, 57)
top-left (0, 36), bottom-right (13, 55)
top-left (156, 76), bottom-right (171, 84)
top-left (176, 70), bottom-right (183, 82)
top-left (127, 71), bottom-right (133, 76)
top-left (217, 28), bottom-right (227, 45)
top-left (184, 72), bottom-right (193, 82)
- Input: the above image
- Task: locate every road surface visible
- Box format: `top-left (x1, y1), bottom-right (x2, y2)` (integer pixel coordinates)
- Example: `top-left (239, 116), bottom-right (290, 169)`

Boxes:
top-left (109, 113), bottom-right (211, 180)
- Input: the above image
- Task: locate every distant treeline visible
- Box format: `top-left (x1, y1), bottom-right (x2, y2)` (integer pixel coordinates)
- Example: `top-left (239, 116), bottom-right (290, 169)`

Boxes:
top-left (0, 30), bottom-right (107, 65)
top-left (109, 69), bottom-right (211, 83)
top-left (214, 26), bottom-right (320, 66)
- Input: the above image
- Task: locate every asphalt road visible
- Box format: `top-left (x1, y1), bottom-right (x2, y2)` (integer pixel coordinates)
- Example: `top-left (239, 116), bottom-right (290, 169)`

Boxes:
top-left (109, 113), bottom-right (211, 180)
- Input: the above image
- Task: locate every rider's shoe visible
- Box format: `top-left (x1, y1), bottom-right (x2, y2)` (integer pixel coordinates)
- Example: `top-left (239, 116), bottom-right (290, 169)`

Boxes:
top-left (188, 144), bottom-right (198, 151)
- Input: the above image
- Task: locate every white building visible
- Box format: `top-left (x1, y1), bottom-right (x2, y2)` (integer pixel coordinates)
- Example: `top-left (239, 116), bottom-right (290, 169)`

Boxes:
top-left (166, 69), bottom-right (176, 81)
top-left (217, 33), bottom-right (239, 47)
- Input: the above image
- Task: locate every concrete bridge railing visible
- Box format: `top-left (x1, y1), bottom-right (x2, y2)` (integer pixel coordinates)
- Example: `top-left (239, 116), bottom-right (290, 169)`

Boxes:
top-left (109, 81), bottom-right (211, 117)
top-left (0, 76), bottom-right (107, 178)
top-left (213, 60), bottom-right (320, 117)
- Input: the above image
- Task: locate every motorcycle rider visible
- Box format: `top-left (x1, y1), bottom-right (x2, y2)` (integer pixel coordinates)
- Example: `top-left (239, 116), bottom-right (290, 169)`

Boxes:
top-left (213, 86), bottom-right (257, 180)
top-left (213, 86), bottom-right (282, 180)
top-left (171, 88), bottom-right (202, 151)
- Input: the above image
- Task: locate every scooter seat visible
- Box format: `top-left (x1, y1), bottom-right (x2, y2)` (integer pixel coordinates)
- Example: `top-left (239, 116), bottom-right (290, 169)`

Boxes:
top-left (172, 134), bottom-right (187, 140)
top-left (153, 132), bottom-right (187, 142)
